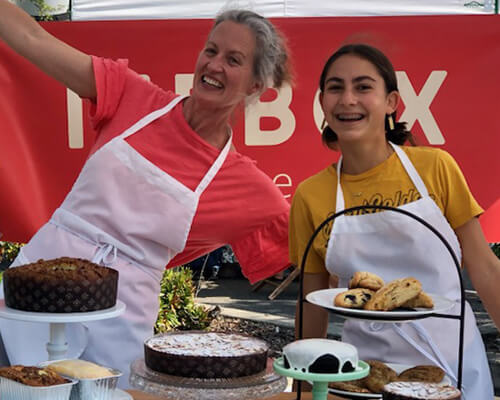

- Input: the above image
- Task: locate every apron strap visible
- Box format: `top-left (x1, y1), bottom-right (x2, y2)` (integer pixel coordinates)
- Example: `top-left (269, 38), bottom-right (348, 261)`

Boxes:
top-left (119, 95), bottom-right (186, 140)
top-left (335, 143), bottom-right (431, 213)
top-left (391, 321), bottom-right (457, 383)
top-left (195, 132), bottom-right (232, 196)
top-left (389, 143), bottom-right (429, 198)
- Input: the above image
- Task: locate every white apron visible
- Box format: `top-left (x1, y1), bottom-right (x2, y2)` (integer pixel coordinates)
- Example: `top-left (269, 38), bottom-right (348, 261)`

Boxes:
top-left (0, 95), bottom-right (233, 388)
top-left (324, 143), bottom-right (493, 399)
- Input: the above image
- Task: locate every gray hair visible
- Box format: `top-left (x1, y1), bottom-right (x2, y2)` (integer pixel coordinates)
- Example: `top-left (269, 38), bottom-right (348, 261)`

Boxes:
top-left (213, 9), bottom-right (293, 95)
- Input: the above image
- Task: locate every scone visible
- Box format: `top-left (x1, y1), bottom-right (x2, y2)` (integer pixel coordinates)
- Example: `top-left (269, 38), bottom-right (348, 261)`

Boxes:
top-left (397, 365), bottom-right (445, 383)
top-left (363, 360), bottom-right (398, 393)
top-left (329, 379), bottom-right (371, 393)
top-left (401, 292), bottom-right (434, 309)
top-left (334, 288), bottom-right (376, 309)
top-left (349, 271), bottom-right (385, 291)
top-left (364, 277), bottom-right (422, 311)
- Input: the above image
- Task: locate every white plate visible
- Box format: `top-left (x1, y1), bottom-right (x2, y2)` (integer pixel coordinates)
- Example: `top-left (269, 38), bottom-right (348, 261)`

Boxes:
top-left (306, 288), bottom-right (455, 322)
top-left (328, 363), bottom-right (452, 399)
top-left (114, 388), bottom-right (133, 400)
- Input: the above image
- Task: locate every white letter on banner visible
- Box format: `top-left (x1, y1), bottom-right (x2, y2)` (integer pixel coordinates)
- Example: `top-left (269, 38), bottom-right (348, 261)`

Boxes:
top-left (67, 89), bottom-right (83, 149)
top-left (175, 74), bottom-right (193, 96)
top-left (313, 89), bottom-right (323, 134)
top-left (273, 173), bottom-right (292, 199)
top-left (245, 85), bottom-right (295, 146)
top-left (397, 71), bottom-right (447, 145)
top-left (66, 74), bottom-right (151, 149)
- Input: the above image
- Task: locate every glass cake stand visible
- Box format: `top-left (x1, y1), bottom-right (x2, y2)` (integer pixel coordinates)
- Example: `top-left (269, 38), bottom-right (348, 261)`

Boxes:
top-left (129, 358), bottom-right (287, 400)
top-left (273, 357), bottom-right (370, 400)
top-left (0, 299), bottom-right (126, 360)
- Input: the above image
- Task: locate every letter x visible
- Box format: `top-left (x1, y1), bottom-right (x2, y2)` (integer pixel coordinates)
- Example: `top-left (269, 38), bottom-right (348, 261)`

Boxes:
top-left (397, 71), bottom-right (447, 145)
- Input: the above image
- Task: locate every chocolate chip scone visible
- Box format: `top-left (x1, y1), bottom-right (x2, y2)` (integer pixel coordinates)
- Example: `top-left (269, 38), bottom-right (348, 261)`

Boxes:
top-left (349, 271), bottom-right (385, 291)
top-left (364, 277), bottom-right (422, 311)
top-left (397, 365), bottom-right (445, 383)
top-left (363, 360), bottom-right (398, 393)
top-left (401, 292), bottom-right (434, 309)
top-left (334, 288), bottom-right (376, 309)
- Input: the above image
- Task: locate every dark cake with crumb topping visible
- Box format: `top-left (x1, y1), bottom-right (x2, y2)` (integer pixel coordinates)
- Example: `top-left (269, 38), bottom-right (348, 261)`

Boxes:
top-left (3, 257), bottom-right (118, 313)
top-left (144, 331), bottom-right (269, 379)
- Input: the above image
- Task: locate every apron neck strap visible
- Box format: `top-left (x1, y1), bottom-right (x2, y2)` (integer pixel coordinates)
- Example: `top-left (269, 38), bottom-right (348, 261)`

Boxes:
top-left (119, 95), bottom-right (186, 140)
top-left (335, 142), bottom-right (430, 212)
top-left (195, 131), bottom-right (232, 195)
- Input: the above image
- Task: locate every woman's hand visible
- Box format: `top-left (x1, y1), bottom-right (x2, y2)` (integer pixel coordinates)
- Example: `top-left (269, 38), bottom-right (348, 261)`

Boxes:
top-left (0, 0), bottom-right (96, 99)
top-left (456, 217), bottom-right (500, 330)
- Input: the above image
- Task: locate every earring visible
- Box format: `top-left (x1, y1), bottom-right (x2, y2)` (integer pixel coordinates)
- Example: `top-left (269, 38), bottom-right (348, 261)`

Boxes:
top-left (387, 115), bottom-right (395, 131)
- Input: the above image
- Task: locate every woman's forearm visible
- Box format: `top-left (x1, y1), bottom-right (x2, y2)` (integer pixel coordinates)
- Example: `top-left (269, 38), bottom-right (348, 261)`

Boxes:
top-left (0, 0), bottom-right (96, 99)
top-left (456, 218), bottom-right (500, 330)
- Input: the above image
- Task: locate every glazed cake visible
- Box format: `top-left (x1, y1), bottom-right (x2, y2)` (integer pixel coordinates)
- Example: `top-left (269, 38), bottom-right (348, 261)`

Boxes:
top-left (282, 339), bottom-right (358, 374)
top-left (3, 257), bottom-right (118, 313)
top-left (144, 331), bottom-right (269, 379)
top-left (382, 381), bottom-right (461, 399)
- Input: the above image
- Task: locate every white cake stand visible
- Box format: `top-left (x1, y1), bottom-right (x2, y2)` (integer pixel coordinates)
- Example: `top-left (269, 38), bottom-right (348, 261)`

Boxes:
top-left (0, 299), bottom-right (126, 360)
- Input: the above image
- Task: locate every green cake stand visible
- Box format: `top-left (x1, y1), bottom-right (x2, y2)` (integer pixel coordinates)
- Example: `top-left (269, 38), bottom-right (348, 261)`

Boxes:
top-left (273, 357), bottom-right (370, 400)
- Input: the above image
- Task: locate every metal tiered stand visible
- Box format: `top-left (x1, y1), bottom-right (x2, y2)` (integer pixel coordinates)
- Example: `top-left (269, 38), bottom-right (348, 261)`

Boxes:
top-left (290, 205), bottom-right (466, 400)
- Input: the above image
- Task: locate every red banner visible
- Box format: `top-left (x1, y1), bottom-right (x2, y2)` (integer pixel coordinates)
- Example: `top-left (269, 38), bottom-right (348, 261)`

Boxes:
top-left (1, 15), bottom-right (499, 242)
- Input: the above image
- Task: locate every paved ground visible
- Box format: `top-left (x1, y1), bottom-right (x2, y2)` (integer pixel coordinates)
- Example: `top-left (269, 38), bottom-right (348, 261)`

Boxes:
top-left (195, 275), bottom-right (500, 396)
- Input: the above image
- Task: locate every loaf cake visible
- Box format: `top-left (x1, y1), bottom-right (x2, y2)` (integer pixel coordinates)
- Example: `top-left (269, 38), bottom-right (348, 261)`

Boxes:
top-left (144, 331), bottom-right (269, 379)
top-left (3, 257), bottom-right (118, 313)
top-left (44, 359), bottom-right (115, 379)
top-left (0, 365), bottom-right (69, 387)
top-left (282, 339), bottom-right (357, 374)
top-left (382, 381), bottom-right (461, 399)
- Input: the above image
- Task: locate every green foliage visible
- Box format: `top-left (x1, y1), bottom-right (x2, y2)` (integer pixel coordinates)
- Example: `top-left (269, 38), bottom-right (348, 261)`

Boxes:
top-left (0, 241), bottom-right (24, 266)
top-left (155, 267), bottom-right (214, 333)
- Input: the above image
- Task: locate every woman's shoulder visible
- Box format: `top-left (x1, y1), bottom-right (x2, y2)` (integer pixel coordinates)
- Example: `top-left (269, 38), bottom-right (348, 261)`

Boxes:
top-left (402, 145), bottom-right (457, 167)
top-left (295, 164), bottom-right (336, 197)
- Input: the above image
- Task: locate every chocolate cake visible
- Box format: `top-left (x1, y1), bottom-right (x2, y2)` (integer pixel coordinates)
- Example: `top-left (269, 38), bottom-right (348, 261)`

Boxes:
top-left (382, 381), bottom-right (461, 399)
top-left (3, 257), bottom-right (118, 313)
top-left (144, 331), bottom-right (269, 379)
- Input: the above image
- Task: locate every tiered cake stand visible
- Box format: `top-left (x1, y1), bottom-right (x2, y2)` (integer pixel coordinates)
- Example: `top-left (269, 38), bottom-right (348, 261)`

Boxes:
top-left (273, 357), bottom-right (369, 400)
top-left (0, 299), bottom-right (125, 360)
top-left (129, 358), bottom-right (287, 400)
top-left (0, 300), bottom-right (131, 399)
top-left (295, 205), bottom-right (465, 400)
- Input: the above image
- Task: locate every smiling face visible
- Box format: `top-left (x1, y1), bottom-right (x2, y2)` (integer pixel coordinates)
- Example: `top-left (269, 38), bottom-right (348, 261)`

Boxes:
top-left (320, 54), bottom-right (399, 145)
top-left (191, 21), bottom-right (261, 112)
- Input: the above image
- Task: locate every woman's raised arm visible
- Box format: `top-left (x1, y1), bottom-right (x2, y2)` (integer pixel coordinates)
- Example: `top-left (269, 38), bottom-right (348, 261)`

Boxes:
top-left (0, 0), bottom-right (96, 99)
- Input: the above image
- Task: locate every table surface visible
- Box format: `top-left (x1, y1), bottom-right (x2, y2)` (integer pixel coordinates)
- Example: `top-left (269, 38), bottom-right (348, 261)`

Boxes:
top-left (126, 389), bottom-right (341, 400)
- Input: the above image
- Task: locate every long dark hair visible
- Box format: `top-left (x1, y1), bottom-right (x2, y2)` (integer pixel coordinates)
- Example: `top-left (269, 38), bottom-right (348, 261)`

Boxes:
top-left (319, 43), bottom-right (414, 146)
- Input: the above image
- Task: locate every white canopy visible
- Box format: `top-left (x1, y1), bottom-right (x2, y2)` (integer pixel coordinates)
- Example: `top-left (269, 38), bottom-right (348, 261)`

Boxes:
top-left (71, 0), bottom-right (495, 20)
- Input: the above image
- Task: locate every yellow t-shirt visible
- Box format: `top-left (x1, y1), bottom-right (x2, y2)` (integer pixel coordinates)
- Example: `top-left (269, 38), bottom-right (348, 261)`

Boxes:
top-left (289, 146), bottom-right (483, 274)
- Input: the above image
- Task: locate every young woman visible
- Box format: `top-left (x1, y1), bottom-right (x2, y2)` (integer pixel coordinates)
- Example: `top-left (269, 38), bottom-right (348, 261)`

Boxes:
top-left (289, 43), bottom-right (499, 399)
top-left (0, 1), bottom-right (292, 386)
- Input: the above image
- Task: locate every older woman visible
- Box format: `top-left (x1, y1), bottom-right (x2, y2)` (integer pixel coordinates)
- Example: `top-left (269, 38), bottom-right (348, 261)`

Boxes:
top-left (0, 1), bottom-right (293, 387)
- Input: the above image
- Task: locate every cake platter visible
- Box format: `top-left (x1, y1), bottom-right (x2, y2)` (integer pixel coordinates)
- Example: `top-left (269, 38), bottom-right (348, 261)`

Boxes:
top-left (306, 289), bottom-right (455, 323)
top-left (0, 299), bottom-right (126, 360)
top-left (273, 357), bottom-right (370, 400)
top-left (129, 358), bottom-right (287, 400)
